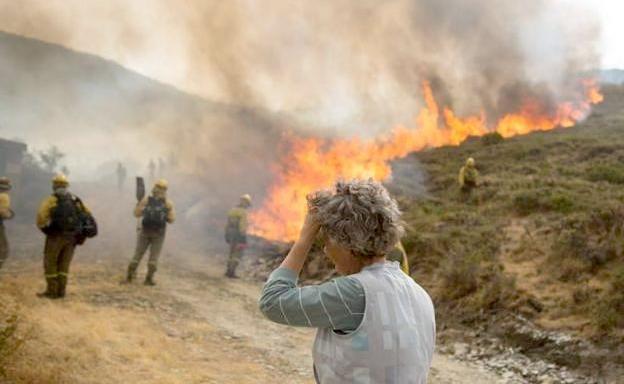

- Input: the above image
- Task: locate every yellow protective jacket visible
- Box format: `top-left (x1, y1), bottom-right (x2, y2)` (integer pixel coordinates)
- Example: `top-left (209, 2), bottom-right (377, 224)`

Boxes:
top-left (0, 192), bottom-right (12, 221)
top-left (387, 242), bottom-right (410, 275)
top-left (225, 206), bottom-right (248, 244)
top-left (458, 165), bottom-right (479, 187)
top-left (36, 193), bottom-right (91, 229)
top-left (227, 207), bottom-right (248, 234)
top-left (134, 196), bottom-right (176, 223)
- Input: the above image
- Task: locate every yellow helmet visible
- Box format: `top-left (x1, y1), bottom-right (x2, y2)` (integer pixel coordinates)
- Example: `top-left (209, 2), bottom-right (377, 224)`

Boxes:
top-left (240, 194), bottom-right (252, 206)
top-left (154, 179), bottom-right (168, 190)
top-left (466, 157), bottom-right (475, 167)
top-left (52, 173), bottom-right (69, 187)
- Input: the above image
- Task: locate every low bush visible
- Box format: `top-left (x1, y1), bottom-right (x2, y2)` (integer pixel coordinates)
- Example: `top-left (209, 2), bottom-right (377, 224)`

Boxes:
top-left (440, 253), bottom-right (481, 300)
top-left (439, 251), bottom-right (516, 322)
top-left (549, 194), bottom-right (575, 214)
top-left (481, 132), bottom-right (504, 146)
top-left (513, 189), bottom-right (575, 215)
top-left (595, 267), bottom-right (624, 332)
top-left (550, 209), bottom-right (624, 282)
top-left (469, 264), bottom-right (516, 312)
top-left (513, 191), bottom-right (544, 215)
top-left (578, 145), bottom-right (622, 161)
top-left (586, 164), bottom-right (624, 184)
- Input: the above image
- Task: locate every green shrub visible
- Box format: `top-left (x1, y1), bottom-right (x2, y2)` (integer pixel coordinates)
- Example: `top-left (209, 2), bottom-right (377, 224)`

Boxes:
top-left (572, 287), bottom-right (592, 305)
top-left (549, 194), bottom-right (575, 213)
top-left (596, 305), bottom-right (620, 332)
top-left (551, 208), bottom-right (624, 278)
top-left (594, 267), bottom-right (624, 332)
top-left (513, 192), bottom-right (540, 215)
top-left (507, 146), bottom-right (545, 161)
top-left (513, 190), bottom-right (575, 215)
top-left (517, 165), bottom-right (540, 175)
top-left (587, 164), bottom-right (624, 184)
top-left (440, 253), bottom-right (480, 300)
top-left (439, 251), bottom-right (516, 322)
top-left (554, 256), bottom-right (591, 282)
top-left (513, 191), bottom-right (543, 215)
top-left (481, 132), bottom-right (504, 146)
top-left (402, 231), bottom-right (443, 273)
top-left (612, 266), bottom-right (624, 291)
top-left (470, 265), bottom-right (516, 311)
top-left (551, 229), bottom-right (610, 280)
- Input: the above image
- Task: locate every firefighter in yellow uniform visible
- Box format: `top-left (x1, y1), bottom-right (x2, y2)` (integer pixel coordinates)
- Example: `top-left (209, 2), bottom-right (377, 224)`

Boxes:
top-left (36, 174), bottom-right (90, 298)
top-left (458, 157), bottom-right (479, 196)
top-left (126, 179), bottom-right (175, 285)
top-left (225, 194), bottom-right (251, 278)
top-left (0, 177), bottom-right (15, 269)
top-left (387, 241), bottom-right (410, 275)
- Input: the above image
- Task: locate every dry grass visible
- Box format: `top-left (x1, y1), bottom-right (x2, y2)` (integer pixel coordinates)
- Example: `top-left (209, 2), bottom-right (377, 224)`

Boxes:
top-left (0, 263), bottom-right (314, 384)
top-left (0, 271), bottom-right (197, 383)
top-left (0, 294), bottom-right (26, 378)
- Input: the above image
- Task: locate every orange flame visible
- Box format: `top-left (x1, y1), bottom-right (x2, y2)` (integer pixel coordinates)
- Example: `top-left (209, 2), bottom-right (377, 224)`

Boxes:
top-left (251, 80), bottom-right (603, 241)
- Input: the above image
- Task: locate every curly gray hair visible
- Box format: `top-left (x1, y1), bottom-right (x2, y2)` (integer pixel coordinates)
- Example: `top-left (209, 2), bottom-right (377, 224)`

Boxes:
top-left (308, 179), bottom-right (404, 259)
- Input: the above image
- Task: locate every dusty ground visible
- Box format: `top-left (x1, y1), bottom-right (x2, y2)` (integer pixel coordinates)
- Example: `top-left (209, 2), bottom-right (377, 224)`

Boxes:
top-left (0, 253), bottom-right (503, 384)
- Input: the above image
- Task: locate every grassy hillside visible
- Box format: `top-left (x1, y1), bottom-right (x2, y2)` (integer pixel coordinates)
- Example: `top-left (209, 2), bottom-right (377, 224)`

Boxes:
top-left (396, 85), bottom-right (624, 342)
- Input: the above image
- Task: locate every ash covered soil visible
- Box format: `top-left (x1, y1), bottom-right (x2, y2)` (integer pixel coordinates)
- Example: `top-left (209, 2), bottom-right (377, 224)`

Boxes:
top-left (0, 255), bottom-right (502, 384)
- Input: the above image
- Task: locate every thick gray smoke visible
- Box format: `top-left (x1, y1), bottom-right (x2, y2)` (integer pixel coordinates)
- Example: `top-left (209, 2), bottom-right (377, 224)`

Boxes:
top-left (165, 0), bottom-right (602, 133)
top-left (0, 0), bottom-right (601, 136)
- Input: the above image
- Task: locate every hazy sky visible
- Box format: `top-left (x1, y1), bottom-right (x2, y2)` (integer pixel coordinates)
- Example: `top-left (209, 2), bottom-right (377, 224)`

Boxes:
top-left (563, 0), bottom-right (623, 69)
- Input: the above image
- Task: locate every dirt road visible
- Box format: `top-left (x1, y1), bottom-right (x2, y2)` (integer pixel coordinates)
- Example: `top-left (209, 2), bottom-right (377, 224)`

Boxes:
top-left (0, 256), bottom-right (503, 383)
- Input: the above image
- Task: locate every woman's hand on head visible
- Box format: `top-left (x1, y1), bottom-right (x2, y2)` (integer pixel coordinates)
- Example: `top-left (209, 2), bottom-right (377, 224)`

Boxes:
top-left (300, 210), bottom-right (321, 240)
top-left (280, 208), bottom-right (321, 273)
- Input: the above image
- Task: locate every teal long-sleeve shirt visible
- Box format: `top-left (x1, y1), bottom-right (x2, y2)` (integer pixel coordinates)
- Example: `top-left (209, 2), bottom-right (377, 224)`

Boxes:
top-left (259, 267), bottom-right (366, 333)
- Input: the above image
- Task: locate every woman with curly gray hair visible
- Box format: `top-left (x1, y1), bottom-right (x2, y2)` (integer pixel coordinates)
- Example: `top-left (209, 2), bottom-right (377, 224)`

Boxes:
top-left (259, 179), bottom-right (435, 384)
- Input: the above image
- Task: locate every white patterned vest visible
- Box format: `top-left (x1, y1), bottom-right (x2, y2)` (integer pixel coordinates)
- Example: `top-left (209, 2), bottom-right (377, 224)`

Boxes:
top-left (313, 261), bottom-right (436, 384)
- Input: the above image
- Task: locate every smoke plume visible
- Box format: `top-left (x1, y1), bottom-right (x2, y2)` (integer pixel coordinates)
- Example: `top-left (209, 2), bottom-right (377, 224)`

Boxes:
top-left (0, 0), bottom-right (601, 135)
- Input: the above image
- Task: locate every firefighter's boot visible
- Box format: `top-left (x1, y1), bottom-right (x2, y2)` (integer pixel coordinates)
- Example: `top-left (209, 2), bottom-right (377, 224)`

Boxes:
top-left (144, 265), bottom-right (156, 286)
top-left (37, 277), bottom-right (59, 299)
top-left (57, 275), bottom-right (68, 298)
top-left (225, 264), bottom-right (239, 279)
top-left (125, 262), bottom-right (138, 283)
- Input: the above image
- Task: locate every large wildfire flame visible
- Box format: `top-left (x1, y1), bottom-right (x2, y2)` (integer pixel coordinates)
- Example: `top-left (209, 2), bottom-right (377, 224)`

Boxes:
top-left (251, 79), bottom-right (604, 241)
